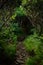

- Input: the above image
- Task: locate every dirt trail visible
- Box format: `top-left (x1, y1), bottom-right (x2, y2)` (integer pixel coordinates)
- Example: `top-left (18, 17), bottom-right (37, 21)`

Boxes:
top-left (15, 42), bottom-right (29, 65)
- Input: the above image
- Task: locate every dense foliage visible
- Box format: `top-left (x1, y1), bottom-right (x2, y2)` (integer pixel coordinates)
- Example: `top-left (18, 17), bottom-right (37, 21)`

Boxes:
top-left (0, 0), bottom-right (43, 65)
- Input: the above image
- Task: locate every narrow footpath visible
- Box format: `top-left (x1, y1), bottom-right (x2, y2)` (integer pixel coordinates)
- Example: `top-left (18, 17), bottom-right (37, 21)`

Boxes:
top-left (15, 42), bottom-right (29, 65)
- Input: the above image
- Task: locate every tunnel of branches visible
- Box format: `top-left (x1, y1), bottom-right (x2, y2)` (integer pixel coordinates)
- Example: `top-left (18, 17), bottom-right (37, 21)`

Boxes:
top-left (15, 15), bottom-right (34, 41)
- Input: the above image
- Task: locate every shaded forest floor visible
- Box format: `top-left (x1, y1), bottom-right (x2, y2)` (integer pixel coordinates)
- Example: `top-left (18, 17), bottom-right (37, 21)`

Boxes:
top-left (15, 41), bottom-right (29, 65)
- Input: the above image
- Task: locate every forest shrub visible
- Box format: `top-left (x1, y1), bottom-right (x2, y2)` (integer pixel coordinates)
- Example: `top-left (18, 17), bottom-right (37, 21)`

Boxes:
top-left (24, 32), bottom-right (43, 65)
top-left (24, 32), bottom-right (41, 52)
top-left (0, 21), bottom-right (17, 59)
top-left (3, 44), bottom-right (16, 58)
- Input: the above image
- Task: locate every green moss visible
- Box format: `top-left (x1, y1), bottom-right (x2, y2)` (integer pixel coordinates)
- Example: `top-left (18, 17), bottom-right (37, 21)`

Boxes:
top-left (25, 56), bottom-right (41, 65)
